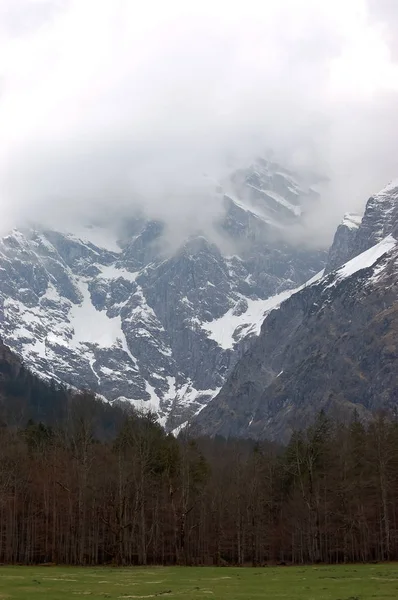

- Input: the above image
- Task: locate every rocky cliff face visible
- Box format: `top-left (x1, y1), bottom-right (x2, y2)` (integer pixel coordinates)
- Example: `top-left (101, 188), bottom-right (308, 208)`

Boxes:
top-left (354, 180), bottom-right (398, 255)
top-left (0, 158), bottom-right (325, 429)
top-left (194, 180), bottom-right (398, 442)
top-left (325, 180), bottom-right (398, 273)
top-left (325, 213), bottom-right (362, 273)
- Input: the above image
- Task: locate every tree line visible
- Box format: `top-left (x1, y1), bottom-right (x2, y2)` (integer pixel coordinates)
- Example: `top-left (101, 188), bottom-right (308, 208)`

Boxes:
top-left (1, 392), bottom-right (398, 566)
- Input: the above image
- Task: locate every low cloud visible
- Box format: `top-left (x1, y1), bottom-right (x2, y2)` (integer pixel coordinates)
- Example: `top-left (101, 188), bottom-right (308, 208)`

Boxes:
top-left (0, 0), bottom-right (398, 247)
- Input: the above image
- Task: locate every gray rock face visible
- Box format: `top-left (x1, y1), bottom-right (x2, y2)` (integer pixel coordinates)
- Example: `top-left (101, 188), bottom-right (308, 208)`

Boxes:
top-left (0, 158), bottom-right (325, 428)
top-left (326, 181), bottom-right (398, 273)
top-left (325, 213), bottom-right (362, 273)
top-left (353, 181), bottom-right (398, 254)
top-left (194, 179), bottom-right (398, 442)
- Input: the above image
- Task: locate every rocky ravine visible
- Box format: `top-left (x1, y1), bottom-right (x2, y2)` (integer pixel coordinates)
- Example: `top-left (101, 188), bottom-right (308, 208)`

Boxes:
top-left (0, 158), bottom-right (325, 429)
top-left (193, 179), bottom-right (398, 442)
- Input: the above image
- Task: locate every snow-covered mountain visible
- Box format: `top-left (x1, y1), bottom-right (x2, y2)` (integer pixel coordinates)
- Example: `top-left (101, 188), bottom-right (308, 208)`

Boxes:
top-left (194, 179), bottom-right (398, 441)
top-left (0, 158), bottom-right (325, 428)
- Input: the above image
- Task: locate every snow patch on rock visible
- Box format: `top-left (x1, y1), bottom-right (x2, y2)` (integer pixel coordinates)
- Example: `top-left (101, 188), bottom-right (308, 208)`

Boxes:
top-left (336, 235), bottom-right (396, 280)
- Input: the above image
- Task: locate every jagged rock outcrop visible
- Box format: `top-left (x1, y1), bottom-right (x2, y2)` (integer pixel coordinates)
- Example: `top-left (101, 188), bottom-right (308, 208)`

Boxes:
top-left (325, 181), bottom-right (398, 273)
top-left (325, 213), bottom-right (362, 273)
top-left (354, 180), bottom-right (398, 254)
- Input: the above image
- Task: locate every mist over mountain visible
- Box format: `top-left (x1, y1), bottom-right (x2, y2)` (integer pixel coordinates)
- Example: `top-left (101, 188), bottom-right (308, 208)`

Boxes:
top-left (1, 0), bottom-right (398, 247)
top-left (0, 157), bottom-right (327, 429)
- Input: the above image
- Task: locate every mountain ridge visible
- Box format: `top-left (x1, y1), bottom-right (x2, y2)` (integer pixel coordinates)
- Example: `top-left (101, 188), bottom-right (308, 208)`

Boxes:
top-left (0, 158), bottom-right (325, 429)
top-left (193, 179), bottom-right (398, 441)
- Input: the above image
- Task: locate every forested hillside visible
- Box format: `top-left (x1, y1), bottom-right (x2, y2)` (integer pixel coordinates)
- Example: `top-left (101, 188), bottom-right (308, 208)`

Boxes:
top-left (0, 338), bottom-right (397, 566)
top-left (1, 406), bottom-right (398, 566)
top-left (0, 339), bottom-right (128, 438)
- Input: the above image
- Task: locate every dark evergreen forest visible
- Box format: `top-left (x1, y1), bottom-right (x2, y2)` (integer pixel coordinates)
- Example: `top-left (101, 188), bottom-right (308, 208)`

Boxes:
top-left (1, 382), bottom-right (398, 566)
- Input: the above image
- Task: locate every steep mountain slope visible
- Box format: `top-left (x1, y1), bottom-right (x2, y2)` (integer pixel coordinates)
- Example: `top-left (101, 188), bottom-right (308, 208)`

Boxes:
top-left (0, 159), bottom-right (325, 428)
top-left (194, 180), bottom-right (398, 442)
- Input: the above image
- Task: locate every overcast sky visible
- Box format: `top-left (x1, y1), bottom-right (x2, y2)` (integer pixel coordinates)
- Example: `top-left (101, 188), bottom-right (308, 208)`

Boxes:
top-left (0, 0), bottom-right (398, 244)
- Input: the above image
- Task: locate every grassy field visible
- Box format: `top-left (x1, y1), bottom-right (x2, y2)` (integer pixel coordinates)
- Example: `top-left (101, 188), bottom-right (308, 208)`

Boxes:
top-left (1, 563), bottom-right (398, 599)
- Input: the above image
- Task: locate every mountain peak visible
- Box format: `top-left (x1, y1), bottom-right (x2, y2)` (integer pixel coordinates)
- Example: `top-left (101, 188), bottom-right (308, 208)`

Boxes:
top-left (325, 180), bottom-right (398, 274)
top-left (374, 179), bottom-right (398, 199)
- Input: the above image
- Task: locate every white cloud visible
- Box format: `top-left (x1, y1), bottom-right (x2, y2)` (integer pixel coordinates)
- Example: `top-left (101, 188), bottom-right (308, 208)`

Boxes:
top-left (0, 0), bottom-right (397, 243)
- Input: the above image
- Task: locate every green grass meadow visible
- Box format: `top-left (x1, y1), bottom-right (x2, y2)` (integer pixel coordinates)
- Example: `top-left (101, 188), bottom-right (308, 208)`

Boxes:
top-left (1, 564), bottom-right (398, 599)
